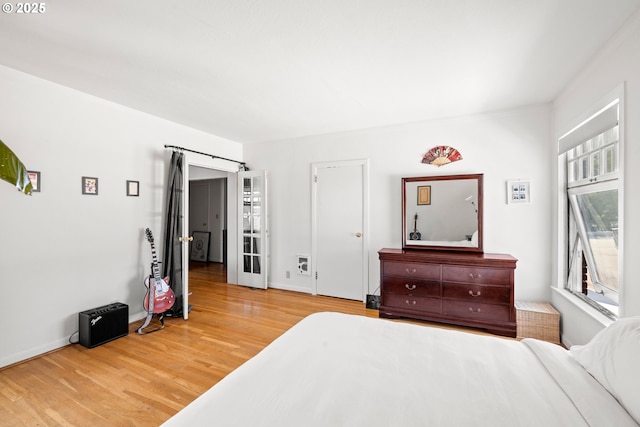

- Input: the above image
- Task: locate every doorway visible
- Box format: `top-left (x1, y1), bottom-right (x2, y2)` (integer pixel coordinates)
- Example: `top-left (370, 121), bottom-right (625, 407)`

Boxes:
top-left (189, 177), bottom-right (227, 266)
top-left (178, 156), bottom-right (239, 319)
top-left (311, 159), bottom-right (369, 301)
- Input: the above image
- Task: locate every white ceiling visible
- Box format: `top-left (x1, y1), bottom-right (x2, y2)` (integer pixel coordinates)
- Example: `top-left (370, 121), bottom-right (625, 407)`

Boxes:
top-left (1, 1), bottom-right (639, 144)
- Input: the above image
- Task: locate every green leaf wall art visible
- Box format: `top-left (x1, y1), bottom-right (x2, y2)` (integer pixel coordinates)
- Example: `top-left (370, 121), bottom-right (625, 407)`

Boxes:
top-left (0, 139), bottom-right (33, 195)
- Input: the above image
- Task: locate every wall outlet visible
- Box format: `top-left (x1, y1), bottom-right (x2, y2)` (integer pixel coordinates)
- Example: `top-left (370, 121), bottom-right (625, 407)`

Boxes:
top-left (286, 271), bottom-right (290, 279)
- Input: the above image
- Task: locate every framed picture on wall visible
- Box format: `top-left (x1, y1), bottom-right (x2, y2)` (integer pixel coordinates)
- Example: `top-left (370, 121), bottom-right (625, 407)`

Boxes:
top-left (191, 231), bottom-right (210, 262)
top-left (126, 180), bottom-right (139, 196)
top-left (82, 176), bottom-right (99, 195)
top-left (417, 185), bottom-right (431, 205)
top-left (507, 180), bottom-right (531, 204)
top-left (28, 171), bottom-right (41, 192)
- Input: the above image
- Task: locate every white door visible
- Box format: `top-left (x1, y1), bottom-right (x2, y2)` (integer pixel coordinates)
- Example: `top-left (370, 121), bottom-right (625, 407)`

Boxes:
top-left (312, 160), bottom-right (368, 301)
top-left (237, 170), bottom-right (268, 289)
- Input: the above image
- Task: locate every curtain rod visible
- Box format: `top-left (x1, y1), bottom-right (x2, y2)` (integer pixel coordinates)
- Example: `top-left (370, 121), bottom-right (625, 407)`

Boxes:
top-left (164, 144), bottom-right (246, 167)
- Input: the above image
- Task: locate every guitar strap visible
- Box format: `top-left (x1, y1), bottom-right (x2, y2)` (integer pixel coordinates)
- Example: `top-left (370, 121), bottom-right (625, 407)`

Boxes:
top-left (136, 312), bottom-right (165, 334)
top-left (136, 272), bottom-right (166, 335)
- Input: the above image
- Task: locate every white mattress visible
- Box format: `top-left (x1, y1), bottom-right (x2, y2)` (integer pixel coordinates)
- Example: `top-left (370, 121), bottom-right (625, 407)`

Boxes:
top-left (162, 312), bottom-right (637, 427)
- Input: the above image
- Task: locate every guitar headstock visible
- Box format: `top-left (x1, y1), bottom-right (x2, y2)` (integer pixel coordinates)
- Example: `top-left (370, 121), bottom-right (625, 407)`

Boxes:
top-left (145, 228), bottom-right (154, 243)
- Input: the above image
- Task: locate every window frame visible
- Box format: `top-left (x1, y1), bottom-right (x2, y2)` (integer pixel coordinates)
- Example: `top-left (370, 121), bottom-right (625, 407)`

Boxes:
top-left (557, 86), bottom-right (625, 319)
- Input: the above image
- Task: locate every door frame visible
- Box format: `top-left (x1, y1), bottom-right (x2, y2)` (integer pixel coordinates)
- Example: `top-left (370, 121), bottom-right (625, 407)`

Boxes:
top-left (180, 153), bottom-right (239, 319)
top-left (311, 159), bottom-right (369, 301)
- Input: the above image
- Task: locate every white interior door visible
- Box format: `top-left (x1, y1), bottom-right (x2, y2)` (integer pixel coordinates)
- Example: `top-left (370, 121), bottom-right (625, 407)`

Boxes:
top-left (237, 170), bottom-right (268, 289)
top-left (180, 162), bottom-right (191, 319)
top-left (312, 160), bottom-right (368, 301)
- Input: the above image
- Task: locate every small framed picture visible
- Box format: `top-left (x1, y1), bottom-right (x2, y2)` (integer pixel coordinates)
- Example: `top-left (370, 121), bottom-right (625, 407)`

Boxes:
top-left (82, 176), bottom-right (99, 195)
top-left (417, 185), bottom-right (431, 205)
top-left (28, 171), bottom-right (41, 192)
top-left (126, 180), bottom-right (139, 196)
top-left (191, 231), bottom-right (210, 262)
top-left (507, 180), bottom-right (530, 204)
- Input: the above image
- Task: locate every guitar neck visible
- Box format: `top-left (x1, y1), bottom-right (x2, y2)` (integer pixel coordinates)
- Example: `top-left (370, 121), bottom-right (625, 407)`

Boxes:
top-left (150, 243), bottom-right (162, 282)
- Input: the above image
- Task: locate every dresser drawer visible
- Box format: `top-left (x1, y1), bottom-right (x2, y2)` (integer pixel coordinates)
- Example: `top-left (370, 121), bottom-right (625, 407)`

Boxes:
top-left (383, 293), bottom-right (441, 313)
top-left (383, 261), bottom-right (440, 280)
top-left (442, 300), bottom-right (510, 322)
top-left (442, 283), bottom-right (510, 305)
top-left (442, 266), bottom-right (511, 285)
top-left (382, 277), bottom-right (440, 297)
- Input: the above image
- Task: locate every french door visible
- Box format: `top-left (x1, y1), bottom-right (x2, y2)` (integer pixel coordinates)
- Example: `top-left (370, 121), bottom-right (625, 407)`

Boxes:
top-left (237, 170), bottom-right (268, 289)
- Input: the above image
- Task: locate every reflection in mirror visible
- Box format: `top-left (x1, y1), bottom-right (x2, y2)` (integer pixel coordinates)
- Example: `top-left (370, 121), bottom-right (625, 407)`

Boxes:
top-left (402, 174), bottom-right (483, 252)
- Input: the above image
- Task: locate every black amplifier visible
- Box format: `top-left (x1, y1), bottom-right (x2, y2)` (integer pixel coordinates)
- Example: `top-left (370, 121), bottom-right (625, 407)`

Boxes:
top-left (78, 302), bottom-right (129, 348)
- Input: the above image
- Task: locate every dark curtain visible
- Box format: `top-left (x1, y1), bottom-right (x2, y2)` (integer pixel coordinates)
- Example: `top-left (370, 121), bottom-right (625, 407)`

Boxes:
top-left (162, 151), bottom-right (184, 317)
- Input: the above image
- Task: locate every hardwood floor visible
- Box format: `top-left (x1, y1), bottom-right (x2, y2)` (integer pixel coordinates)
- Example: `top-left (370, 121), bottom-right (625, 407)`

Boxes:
top-left (0, 263), bottom-right (380, 426)
top-left (1, 263), bottom-right (505, 426)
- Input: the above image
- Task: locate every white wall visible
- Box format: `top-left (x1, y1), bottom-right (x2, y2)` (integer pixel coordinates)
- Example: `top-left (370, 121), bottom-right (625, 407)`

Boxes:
top-left (551, 11), bottom-right (640, 345)
top-left (0, 65), bottom-right (242, 368)
top-left (243, 105), bottom-right (552, 302)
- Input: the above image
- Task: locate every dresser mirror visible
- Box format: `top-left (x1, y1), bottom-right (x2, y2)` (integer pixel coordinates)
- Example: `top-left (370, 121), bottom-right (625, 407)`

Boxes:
top-left (402, 173), bottom-right (483, 252)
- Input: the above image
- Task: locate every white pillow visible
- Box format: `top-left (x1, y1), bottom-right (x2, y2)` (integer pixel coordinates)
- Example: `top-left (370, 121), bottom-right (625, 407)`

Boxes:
top-left (570, 316), bottom-right (640, 423)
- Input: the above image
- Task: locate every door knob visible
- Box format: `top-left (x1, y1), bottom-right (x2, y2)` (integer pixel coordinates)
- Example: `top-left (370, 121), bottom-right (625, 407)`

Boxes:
top-left (179, 236), bottom-right (193, 242)
top-left (355, 232), bottom-right (362, 238)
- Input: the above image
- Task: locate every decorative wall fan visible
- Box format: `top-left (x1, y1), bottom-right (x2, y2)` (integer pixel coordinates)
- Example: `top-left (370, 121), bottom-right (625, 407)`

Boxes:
top-left (421, 146), bottom-right (463, 167)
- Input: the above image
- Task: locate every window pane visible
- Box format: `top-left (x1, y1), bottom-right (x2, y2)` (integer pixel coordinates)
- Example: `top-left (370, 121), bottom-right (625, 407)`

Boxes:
top-left (251, 237), bottom-right (260, 254)
top-left (243, 255), bottom-right (252, 273)
top-left (591, 152), bottom-right (600, 177)
top-left (575, 189), bottom-right (618, 291)
top-left (580, 156), bottom-right (589, 180)
top-left (605, 146), bottom-right (617, 174)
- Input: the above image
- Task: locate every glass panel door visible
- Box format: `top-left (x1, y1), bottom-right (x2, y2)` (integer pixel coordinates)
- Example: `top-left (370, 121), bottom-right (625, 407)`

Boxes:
top-left (237, 170), bottom-right (268, 288)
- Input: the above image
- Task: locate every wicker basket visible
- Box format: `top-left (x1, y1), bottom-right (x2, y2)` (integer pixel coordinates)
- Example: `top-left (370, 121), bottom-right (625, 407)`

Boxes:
top-left (515, 301), bottom-right (560, 344)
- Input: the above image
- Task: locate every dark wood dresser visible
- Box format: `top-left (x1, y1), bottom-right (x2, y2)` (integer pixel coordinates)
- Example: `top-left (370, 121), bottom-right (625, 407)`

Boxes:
top-left (378, 248), bottom-right (517, 337)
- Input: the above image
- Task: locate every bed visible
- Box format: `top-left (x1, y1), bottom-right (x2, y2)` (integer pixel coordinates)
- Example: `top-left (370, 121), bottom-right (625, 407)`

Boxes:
top-left (161, 312), bottom-right (640, 426)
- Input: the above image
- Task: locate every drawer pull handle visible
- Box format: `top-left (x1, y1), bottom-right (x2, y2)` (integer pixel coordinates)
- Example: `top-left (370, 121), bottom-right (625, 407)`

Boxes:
top-left (405, 268), bottom-right (417, 274)
top-left (405, 300), bottom-right (417, 306)
top-left (468, 290), bottom-right (482, 297)
top-left (468, 273), bottom-right (482, 279)
top-left (405, 284), bottom-right (417, 290)
top-left (468, 307), bottom-right (482, 313)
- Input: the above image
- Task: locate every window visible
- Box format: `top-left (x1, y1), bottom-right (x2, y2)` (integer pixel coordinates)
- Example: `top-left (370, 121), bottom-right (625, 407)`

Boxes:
top-left (559, 99), bottom-right (621, 318)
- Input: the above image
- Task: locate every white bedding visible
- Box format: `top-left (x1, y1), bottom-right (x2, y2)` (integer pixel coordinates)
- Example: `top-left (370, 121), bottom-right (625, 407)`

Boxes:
top-left (162, 312), bottom-right (638, 427)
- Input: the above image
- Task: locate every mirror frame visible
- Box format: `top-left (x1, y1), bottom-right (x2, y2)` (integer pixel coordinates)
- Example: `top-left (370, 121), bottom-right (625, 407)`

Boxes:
top-left (402, 173), bottom-right (483, 252)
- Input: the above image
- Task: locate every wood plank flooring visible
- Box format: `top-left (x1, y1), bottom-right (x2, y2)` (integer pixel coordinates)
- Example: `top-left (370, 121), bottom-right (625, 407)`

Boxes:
top-left (0, 262), bottom-right (502, 426)
top-left (0, 263), bottom-right (381, 426)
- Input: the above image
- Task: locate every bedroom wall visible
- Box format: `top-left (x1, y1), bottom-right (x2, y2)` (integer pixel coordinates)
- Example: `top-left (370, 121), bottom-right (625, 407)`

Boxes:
top-left (243, 104), bottom-right (553, 303)
top-left (0, 65), bottom-right (242, 368)
top-left (551, 10), bottom-right (640, 345)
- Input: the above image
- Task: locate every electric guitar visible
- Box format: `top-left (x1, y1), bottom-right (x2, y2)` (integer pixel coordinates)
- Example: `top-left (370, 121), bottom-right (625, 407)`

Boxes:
top-left (143, 228), bottom-right (175, 314)
top-left (409, 213), bottom-right (421, 240)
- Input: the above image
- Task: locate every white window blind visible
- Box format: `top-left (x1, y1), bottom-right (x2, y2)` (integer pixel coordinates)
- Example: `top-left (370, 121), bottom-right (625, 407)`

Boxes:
top-left (559, 101), bottom-right (619, 154)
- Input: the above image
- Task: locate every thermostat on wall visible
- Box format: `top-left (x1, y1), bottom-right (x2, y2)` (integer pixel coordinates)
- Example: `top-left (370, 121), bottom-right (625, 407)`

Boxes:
top-left (297, 255), bottom-right (310, 276)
